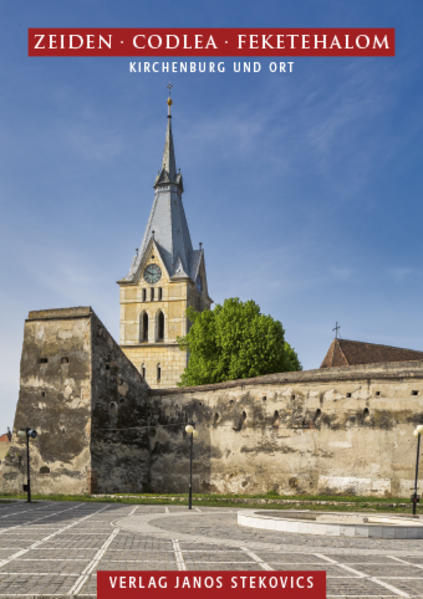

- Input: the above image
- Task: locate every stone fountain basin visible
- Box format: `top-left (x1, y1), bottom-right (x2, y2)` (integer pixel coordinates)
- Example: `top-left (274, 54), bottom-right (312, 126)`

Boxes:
top-left (237, 509), bottom-right (423, 538)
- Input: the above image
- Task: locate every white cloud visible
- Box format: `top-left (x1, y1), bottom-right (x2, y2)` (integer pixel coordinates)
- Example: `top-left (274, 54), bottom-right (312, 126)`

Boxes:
top-left (387, 267), bottom-right (416, 282)
top-left (330, 267), bottom-right (353, 281)
top-left (65, 127), bottom-right (124, 162)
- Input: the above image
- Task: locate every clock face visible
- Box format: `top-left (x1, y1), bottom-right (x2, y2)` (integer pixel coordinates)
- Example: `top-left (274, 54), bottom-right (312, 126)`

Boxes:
top-left (143, 264), bottom-right (162, 284)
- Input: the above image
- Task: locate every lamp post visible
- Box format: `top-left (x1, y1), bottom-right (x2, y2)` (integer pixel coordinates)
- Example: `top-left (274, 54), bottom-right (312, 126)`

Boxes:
top-left (17, 428), bottom-right (38, 503)
top-left (185, 424), bottom-right (198, 510)
top-left (411, 424), bottom-right (423, 515)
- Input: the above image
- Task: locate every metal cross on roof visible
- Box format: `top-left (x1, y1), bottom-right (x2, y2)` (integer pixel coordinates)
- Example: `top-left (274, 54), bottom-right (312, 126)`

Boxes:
top-left (166, 82), bottom-right (173, 96)
top-left (332, 321), bottom-right (341, 338)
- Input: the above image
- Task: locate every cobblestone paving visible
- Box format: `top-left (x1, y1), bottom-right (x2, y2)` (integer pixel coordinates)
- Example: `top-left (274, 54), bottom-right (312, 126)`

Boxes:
top-left (0, 501), bottom-right (421, 598)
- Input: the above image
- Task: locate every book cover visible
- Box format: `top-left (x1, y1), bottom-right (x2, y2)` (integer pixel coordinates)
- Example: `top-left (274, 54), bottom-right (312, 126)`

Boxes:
top-left (0, 2), bottom-right (422, 598)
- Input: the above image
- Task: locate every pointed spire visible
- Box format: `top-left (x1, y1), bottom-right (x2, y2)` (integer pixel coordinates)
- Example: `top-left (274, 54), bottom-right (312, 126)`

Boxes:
top-left (154, 85), bottom-right (182, 190)
top-left (121, 89), bottom-right (196, 283)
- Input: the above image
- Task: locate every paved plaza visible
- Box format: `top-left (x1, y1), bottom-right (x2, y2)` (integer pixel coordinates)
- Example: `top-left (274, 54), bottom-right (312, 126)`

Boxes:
top-left (0, 500), bottom-right (422, 598)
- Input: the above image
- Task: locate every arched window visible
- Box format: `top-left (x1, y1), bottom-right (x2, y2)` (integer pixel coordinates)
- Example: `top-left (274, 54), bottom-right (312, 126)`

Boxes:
top-left (139, 311), bottom-right (148, 342)
top-left (141, 363), bottom-right (146, 379)
top-left (157, 363), bottom-right (161, 382)
top-left (158, 287), bottom-right (163, 300)
top-left (142, 288), bottom-right (147, 302)
top-left (156, 310), bottom-right (165, 342)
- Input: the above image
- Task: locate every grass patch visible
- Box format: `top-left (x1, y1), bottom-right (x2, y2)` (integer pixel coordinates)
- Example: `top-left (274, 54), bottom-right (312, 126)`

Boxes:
top-left (0, 492), bottom-right (415, 513)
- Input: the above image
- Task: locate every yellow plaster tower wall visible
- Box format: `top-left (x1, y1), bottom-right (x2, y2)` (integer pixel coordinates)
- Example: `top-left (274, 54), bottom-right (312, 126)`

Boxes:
top-left (120, 270), bottom-right (190, 388)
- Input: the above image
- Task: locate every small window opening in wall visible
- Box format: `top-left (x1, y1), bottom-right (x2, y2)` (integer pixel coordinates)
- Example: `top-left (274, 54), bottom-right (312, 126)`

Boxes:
top-left (233, 411), bottom-right (247, 432)
top-left (142, 288), bottom-right (147, 302)
top-left (363, 407), bottom-right (370, 418)
top-left (39, 466), bottom-right (50, 475)
top-left (141, 364), bottom-right (146, 379)
top-left (291, 394), bottom-right (296, 400)
top-left (412, 390), bottom-right (419, 396)
top-left (313, 408), bottom-right (322, 423)
top-left (272, 410), bottom-right (280, 425)
top-left (157, 363), bottom-right (161, 382)
top-left (213, 412), bottom-right (220, 425)
top-left (150, 287), bottom-right (155, 301)
top-left (60, 357), bottom-right (69, 364)
top-left (158, 287), bottom-right (163, 301)
top-left (375, 391), bottom-right (381, 397)
top-left (262, 396), bottom-right (267, 402)
top-left (346, 392), bottom-right (352, 398)
top-left (41, 391), bottom-right (46, 398)
top-left (39, 357), bottom-right (48, 364)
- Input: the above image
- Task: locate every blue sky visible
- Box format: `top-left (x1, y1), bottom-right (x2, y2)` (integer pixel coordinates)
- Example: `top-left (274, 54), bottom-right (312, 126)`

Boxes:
top-left (0, 1), bottom-right (422, 433)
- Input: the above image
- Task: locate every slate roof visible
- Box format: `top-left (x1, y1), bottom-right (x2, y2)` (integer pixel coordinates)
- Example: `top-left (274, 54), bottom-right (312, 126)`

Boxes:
top-left (321, 338), bottom-right (423, 368)
top-left (121, 102), bottom-right (201, 283)
top-left (153, 109), bottom-right (183, 191)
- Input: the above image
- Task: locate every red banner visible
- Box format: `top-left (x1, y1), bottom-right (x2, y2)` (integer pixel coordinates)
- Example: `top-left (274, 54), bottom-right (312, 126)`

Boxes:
top-left (28, 28), bottom-right (394, 57)
top-left (97, 571), bottom-right (326, 599)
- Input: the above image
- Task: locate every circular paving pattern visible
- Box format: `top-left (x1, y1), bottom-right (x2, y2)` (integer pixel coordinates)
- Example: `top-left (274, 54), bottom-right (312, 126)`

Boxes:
top-left (237, 510), bottom-right (423, 539)
top-left (0, 501), bottom-right (423, 598)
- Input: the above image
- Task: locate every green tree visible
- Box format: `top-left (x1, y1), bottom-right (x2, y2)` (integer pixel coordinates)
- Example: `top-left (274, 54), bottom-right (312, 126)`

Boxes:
top-left (178, 297), bottom-right (301, 386)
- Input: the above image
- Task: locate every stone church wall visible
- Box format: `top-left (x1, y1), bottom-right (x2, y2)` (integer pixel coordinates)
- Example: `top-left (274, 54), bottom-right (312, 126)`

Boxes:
top-left (150, 363), bottom-right (423, 497)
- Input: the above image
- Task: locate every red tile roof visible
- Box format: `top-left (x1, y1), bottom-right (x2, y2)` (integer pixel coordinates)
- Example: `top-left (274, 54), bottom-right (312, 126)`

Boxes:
top-left (0, 433), bottom-right (11, 443)
top-left (321, 338), bottom-right (423, 368)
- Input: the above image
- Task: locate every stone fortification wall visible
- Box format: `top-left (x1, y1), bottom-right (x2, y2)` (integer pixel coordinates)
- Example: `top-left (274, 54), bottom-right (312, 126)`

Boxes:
top-left (3, 304), bottom-right (423, 498)
top-left (1, 307), bottom-right (150, 495)
top-left (2, 307), bottom-right (94, 494)
top-left (90, 312), bottom-right (151, 492)
top-left (150, 362), bottom-right (423, 497)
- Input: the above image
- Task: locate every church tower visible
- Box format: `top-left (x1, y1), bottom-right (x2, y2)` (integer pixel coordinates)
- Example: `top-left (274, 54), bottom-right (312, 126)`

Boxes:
top-left (118, 94), bottom-right (212, 388)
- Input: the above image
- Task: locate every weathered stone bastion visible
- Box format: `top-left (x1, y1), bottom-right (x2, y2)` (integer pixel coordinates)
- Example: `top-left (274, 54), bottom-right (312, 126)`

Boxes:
top-left (2, 307), bottom-right (423, 497)
top-left (1, 307), bottom-right (150, 494)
